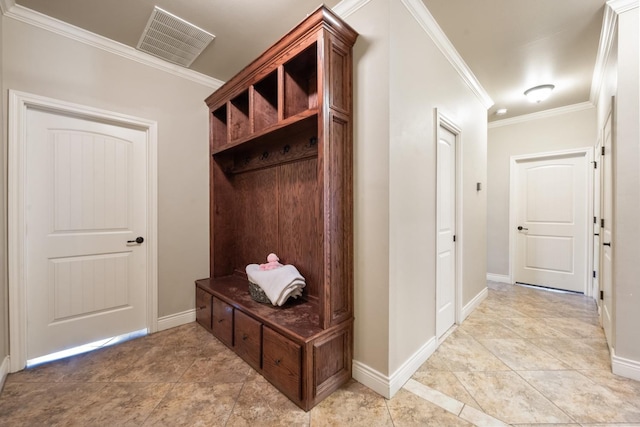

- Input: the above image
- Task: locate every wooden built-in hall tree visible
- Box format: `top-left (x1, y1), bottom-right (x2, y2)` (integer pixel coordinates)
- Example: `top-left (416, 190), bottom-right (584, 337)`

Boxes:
top-left (195, 6), bottom-right (357, 410)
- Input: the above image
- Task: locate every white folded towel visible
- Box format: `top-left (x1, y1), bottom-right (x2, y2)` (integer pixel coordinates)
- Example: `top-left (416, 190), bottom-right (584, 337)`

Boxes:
top-left (245, 264), bottom-right (306, 306)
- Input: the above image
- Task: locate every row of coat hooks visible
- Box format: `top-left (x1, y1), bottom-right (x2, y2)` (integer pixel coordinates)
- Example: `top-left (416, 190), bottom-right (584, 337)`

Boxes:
top-left (242, 136), bottom-right (318, 165)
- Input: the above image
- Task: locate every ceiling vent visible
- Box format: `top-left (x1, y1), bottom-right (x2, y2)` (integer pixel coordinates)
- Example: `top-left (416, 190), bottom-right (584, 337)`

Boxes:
top-left (137, 6), bottom-right (214, 67)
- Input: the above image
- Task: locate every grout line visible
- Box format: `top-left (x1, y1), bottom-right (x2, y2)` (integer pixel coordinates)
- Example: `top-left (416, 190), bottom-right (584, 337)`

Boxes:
top-left (403, 378), bottom-right (509, 426)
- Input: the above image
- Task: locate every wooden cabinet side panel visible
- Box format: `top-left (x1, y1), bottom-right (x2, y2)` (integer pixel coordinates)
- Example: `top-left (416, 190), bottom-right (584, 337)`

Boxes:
top-left (322, 111), bottom-right (353, 326)
top-left (312, 321), bottom-right (352, 404)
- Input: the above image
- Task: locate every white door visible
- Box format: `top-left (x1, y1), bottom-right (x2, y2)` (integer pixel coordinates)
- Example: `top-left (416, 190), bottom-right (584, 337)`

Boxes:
top-left (593, 141), bottom-right (602, 305)
top-left (436, 124), bottom-right (457, 339)
top-left (25, 107), bottom-right (148, 361)
top-left (513, 152), bottom-right (588, 293)
top-left (601, 112), bottom-right (613, 345)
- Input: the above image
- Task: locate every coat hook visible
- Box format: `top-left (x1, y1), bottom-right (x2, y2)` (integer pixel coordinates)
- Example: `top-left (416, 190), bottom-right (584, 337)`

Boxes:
top-left (282, 144), bottom-right (291, 154)
top-left (309, 137), bottom-right (318, 147)
top-left (260, 151), bottom-right (269, 160)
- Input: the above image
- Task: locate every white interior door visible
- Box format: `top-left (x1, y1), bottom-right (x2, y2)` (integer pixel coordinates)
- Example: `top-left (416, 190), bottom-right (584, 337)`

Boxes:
top-left (593, 141), bottom-right (602, 306)
top-left (436, 123), bottom-right (457, 339)
top-left (25, 107), bottom-right (148, 361)
top-left (601, 112), bottom-right (613, 346)
top-left (513, 152), bottom-right (588, 293)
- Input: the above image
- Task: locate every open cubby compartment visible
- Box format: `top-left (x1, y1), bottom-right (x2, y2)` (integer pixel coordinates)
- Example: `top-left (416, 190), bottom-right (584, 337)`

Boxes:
top-left (229, 90), bottom-right (251, 141)
top-left (283, 42), bottom-right (318, 119)
top-left (253, 70), bottom-right (279, 132)
top-left (211, 151), bottom-right (322, 303)
top-left (211, 105), bottom-right (228, 149)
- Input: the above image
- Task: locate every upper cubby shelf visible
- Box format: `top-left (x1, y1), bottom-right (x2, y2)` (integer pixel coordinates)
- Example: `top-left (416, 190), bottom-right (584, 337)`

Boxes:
top-left (208, 40), bottom-right (320, 154)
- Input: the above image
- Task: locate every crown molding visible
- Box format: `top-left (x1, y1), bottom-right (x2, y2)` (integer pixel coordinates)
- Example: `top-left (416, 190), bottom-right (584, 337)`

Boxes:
top-left (332, 0), bottom-right (374, 18)
top-left (3, 3), bottom-right (224, 89)
top-left (333, 0), bottom-right (493, 109)
top-left (608, 0), bottom-right (639, 13)
top-left (399, 0), bottom-right (494, 109)
top-left (488, 102), bottom-right (594, 128)
top-left (0, 0), bottom-right (14, 14)
top-left (590, 0), bottom-right (638, 104)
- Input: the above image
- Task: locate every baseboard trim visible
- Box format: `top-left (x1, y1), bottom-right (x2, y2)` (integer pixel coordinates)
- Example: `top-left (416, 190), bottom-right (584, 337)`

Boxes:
top-left (0, 355), bottom-right (10, 391)
top-left (486, 273), bottom-right (511, 284)
top-left (461, 287), bottom-right (488, 321)
top-left (353, 336), bottom-right (437, 399)
top-left (612, 350), bottom-right (640, 381)
top-left (157, 309), bottom-right (196, 332)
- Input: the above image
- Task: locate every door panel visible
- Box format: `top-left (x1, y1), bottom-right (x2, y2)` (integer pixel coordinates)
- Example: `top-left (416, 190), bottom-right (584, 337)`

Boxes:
top-left (601, 112), bottom-right (613, 346)
top-left (514, 153), bottom-right (588, 293)
top-left (436, 124), bottom-right (456, 338)
top-left (26, 108), bottom-right (148, 360)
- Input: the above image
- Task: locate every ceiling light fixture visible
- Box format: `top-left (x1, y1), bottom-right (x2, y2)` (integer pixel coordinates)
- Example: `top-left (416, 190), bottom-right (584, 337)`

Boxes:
top-left (524, 84), bottom-right (555, 103)
top-left (496, 108), bottom-right (508, 115)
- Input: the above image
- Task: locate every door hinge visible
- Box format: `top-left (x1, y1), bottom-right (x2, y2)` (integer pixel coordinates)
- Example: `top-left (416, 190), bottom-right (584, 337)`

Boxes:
top-left (601, 218), bottom-right (605, 228)
top-left (600, 290), bottom-right (604, 300)
top-left (593, 270), bottom-right (597, 278)
top-left (594, 216), bottom-right (597, 224)
top-left (593, 161), bottom-right (597, 169)
top-left (453, 235), bottom-right (456, 242)
top-left (602, 146), bottom-right (605, 155)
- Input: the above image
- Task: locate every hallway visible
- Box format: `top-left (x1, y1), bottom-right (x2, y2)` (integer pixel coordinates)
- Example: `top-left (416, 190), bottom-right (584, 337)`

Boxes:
top-left (1, 281), bottom-right (639, 426)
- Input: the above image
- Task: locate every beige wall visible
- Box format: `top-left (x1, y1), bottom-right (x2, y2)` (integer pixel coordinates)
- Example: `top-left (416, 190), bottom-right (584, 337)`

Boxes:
top-left (0, 14), bottom-right (7, 363)
top-left (487, 107), bottom-right (597, 277)
top-left (345, 0), bottom-right (488, 378)
top-left (610, 8), bottom-right (640, 365)
top-left (1, 17), bottom-right (216, 325)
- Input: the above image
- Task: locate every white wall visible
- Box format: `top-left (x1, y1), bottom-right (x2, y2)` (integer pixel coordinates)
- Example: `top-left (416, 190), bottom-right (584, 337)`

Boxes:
top-left (611, 7), bottom-right (640, 369)
top-left (487, 107), bottom-right (597, 277)
top-left (1, 17), bottom-right (216, 322)
top-left (343, 0), bottom-right (488, 390)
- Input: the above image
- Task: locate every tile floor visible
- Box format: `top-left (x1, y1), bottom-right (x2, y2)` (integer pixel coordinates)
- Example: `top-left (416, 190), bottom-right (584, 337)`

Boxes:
top-left (2, 281), bottom-right (640, 426)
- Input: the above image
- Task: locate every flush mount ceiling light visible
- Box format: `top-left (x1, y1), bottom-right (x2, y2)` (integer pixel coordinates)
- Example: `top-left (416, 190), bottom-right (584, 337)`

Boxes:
top-left (524, 84), bottom-right (555, 103)
top-left (137, 6), bottom-right (215, 67)
top-left (496, 108), bottom-right (508, 115)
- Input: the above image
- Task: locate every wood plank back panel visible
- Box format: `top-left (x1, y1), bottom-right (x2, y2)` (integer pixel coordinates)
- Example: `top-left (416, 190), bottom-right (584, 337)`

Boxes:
top-left (277, 158), bottom-right (322, 300)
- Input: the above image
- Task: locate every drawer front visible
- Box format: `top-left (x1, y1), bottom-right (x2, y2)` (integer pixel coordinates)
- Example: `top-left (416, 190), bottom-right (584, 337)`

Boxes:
top-left (195, 287), bottom-right (212, 331)
top-left (262, 327), bottom-right (302, 402)
top-left (212, 297), bottom-right (233, 347)
top-left (234, 310), bottom-right (262, 370)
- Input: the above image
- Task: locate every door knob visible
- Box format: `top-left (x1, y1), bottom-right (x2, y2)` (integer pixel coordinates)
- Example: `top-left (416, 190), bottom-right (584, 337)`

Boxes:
top-left (517, 226), bottom-right (528, 231)
top-left (127, 237), bottom-right (144, 244)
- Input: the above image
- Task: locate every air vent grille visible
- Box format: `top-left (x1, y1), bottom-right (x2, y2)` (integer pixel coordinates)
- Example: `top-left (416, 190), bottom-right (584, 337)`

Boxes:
top-left (137, 6), bottom-right (214, 67)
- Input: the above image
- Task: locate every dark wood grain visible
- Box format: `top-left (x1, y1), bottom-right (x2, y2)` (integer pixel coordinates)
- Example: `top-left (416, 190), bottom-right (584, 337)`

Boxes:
top-left (202, 5), bottom-right (356, 411)
top-left (195, 287), bottom-right (212, 331)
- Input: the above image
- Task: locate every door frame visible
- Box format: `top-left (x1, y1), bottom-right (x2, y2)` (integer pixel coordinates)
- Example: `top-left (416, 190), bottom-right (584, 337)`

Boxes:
top-left (8, 90), bottom-right (159, 372)
top-left (508, 147), bottom-right (594, 296)
top-left (435, 110), bottom-right (463, 338)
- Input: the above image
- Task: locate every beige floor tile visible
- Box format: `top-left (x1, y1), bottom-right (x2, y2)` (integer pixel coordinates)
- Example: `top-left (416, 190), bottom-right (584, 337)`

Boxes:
top-left (453, 371), bottom-right (574, 424)
top-left (518, 370), bottom-right (640, 424)
top-left (541, 317), bottom-right (606, 339)
top-left (403, 378), bottom-right (465, 414)
top-left (386, 388), bottom-right (473, 426)
top-left (578, 369), bottom-right (640, 407)
top-left (179, 346), bottom-right (252, 383)
top-left (433, 338), bottom-right (511, 372)
top-left (458, 318), bottom-right (525, 339)
top-left (478, 338), bottom-right (569, 370)
top-left (410, 370), bottom-right (481, 410)
top-left (530, 338), bottom-right (611, 370)
top-left (499, 317), bottom-right (572, 339)
top-left (459, 404), bottom-right (510, 427)
top-left (310, 380), bottom-right (393, 426)
top-left (226, 373), bottom-right (309, 426)
top-left (143, 382), bottom-right (242, 426)
top-left (0, 382), bottom-right (107, 426)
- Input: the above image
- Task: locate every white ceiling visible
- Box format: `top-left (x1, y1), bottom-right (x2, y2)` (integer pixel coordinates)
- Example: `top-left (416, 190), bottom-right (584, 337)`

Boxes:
top-left (11, 0), bottom-right (607, 122)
